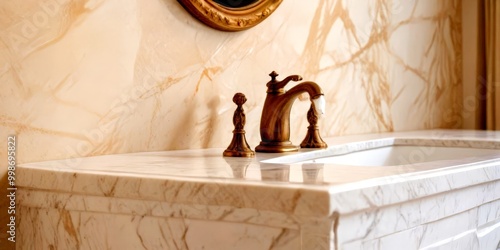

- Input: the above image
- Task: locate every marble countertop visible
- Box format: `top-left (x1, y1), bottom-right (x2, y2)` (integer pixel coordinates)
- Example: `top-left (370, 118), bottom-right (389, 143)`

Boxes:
top-left (17, 129), bottom-right (500, 216)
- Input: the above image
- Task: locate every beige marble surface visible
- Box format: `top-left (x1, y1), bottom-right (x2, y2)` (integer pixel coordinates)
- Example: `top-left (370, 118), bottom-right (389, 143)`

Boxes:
top-left (0, 0), bottom-right (462, 165)
top-left (17, 129), bottom-right (500, 213)
top-left (16, 130), bottom-right (500, 249)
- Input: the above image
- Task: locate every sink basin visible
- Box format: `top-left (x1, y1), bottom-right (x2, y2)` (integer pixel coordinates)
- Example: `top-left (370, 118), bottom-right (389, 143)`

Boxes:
top-left (261, 138), bottom-right (500, 167)
top-left (298, 145), bottom-right (499, 166)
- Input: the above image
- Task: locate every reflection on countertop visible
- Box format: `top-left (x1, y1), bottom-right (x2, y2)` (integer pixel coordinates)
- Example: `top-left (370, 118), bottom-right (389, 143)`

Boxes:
top-left (18, 129), bottom-right (500, 186)
top-left (15, 130), bottom-right (500, 250)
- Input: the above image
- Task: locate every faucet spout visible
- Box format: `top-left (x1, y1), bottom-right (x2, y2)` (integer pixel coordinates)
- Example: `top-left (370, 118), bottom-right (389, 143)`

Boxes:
top-left (284, 81), bottom-right (323, 100)
top-left (256, 72), bottom-right (325, 153)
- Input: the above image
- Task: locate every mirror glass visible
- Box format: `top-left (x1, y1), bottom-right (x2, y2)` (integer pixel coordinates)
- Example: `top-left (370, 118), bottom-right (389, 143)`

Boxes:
top-left (213, 0), bottom-right (259, 8)
top-left (178, 0), bottom-right (283, 32)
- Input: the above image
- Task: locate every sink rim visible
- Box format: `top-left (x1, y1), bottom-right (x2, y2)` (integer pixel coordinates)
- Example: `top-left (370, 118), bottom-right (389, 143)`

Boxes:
top-left (261, 137), bottom-right (500, 166)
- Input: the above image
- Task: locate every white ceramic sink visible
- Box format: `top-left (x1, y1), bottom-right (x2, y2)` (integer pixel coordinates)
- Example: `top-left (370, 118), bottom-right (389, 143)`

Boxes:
top-left (298, 145), bottom-right (499, 166)
top-left (261, 138), bottom-right (500, 167)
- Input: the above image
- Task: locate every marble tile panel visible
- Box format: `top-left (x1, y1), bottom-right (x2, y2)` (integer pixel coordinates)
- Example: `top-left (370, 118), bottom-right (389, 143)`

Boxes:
top-left (336, 180), bottom-right (500, 245)
top-left (0, 0), bottom-right (463, 164)
top-left (17, 206), bottom-right (301, 250)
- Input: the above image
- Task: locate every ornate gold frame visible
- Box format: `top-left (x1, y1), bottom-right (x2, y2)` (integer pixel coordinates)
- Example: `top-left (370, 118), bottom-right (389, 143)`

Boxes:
top-left (178, 0), bottom-right (283, 32)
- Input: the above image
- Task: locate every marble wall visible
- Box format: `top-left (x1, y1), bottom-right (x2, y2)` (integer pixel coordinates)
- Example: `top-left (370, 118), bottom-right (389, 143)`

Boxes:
top-left (0, 0), bottom-right (462, 164)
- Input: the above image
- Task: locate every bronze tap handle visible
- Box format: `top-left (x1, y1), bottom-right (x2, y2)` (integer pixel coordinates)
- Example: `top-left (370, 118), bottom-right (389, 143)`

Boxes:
top-left (266, 71), bottom-right (303, 93)
top-left (223, 93), bottom-right (255, 157)
top-left (300, 103), bottom-right (328, 149)
top-left (232, 93), bottom-right (247, 130)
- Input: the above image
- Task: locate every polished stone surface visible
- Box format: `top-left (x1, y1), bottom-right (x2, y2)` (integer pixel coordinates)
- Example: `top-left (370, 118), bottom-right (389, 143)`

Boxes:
top-left (0, 0), bottom-right (463, 165)
top-left (16, 130), bottom-right (500, 249)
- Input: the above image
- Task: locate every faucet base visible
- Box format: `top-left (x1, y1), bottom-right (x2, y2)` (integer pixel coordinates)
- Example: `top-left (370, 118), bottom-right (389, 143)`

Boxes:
top-left (300, 126), bottom-right (328, 149)
top-left (255, 141), bottom-right (299, 153)
top-left (223, 131), bottom-right (255, 158)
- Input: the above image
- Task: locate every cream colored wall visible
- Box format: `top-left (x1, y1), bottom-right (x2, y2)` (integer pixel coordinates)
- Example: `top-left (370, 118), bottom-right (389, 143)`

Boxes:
top-left (0, 0), bottom-right (463, 164)
top-left (0, 0), bottom-right (462, 245)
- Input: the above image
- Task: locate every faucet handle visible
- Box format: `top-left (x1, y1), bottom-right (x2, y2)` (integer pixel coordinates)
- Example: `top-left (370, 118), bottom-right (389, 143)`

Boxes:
top-left (269, 71), bottom-right (279, 81)
top-left (266, 71), bottom-right (303, 93)
top-left (223, 93), bottom-right (255, 158)
top-left (300, 104), bottom-right (328, 149)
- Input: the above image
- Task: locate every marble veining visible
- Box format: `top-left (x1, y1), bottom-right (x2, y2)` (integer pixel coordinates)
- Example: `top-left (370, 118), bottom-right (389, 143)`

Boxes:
top-left (16, 130), bottom-right (500, 249)
top-left (0, 0), bottom-right (462, 165)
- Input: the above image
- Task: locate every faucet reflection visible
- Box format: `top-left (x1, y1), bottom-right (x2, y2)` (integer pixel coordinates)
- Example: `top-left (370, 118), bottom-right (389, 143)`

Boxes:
top-left (301, 163), bottom-right (324, 184)
top-left (259, 164), bottom-right (291, 182)
top-left (256, 71), bottom-right (327, 153)
top-left (224, 157), bottom-right (252, 179)
top-left (224, 157), bottom-right (325, 183)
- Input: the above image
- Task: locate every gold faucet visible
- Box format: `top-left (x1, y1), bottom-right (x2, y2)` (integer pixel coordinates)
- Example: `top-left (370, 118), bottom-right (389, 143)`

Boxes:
top-left (256, 71), bottom-right (326, 153)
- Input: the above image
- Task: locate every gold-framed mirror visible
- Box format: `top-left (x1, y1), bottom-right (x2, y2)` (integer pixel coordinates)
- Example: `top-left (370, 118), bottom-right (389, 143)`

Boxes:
top-left (178, 0), bottom-right (283, 32)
